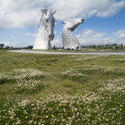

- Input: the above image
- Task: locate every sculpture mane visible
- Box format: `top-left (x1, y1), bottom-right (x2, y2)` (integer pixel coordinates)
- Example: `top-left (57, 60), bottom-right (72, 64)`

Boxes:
top-left (62, 18), bottom-right (84, 50)
top-left (33, 9), bottom-right (56, 50)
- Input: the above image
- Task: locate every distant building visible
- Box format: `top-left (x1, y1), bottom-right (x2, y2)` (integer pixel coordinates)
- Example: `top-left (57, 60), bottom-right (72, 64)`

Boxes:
top-left (0, 44), bottom-right (4, 49)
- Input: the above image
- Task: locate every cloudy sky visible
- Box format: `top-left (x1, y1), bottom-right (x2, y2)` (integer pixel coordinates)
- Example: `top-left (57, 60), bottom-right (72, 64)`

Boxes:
top-left (0, 0), bottom-right (125, 47)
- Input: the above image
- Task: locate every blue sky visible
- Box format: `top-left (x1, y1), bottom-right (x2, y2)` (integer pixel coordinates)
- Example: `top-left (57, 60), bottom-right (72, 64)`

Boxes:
top-left (0, 0), bottom-right (125, 47)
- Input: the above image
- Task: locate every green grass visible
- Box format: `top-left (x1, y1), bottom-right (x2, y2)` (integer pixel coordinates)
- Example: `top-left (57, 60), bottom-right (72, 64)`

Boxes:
top-left (0, 50), bottom-right (125, 125)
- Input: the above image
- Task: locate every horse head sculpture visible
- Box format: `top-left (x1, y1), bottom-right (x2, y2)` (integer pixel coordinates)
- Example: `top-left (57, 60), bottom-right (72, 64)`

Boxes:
top-left (33, 9), bottom-right (56, 49)
top-left (62, 18), bottom-right (84, 50)
top-left (63, 18), bottom-right (84, 31)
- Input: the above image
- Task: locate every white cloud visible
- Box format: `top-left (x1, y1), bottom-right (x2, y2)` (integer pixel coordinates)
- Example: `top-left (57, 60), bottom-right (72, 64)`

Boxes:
top-left (113, 29), bottom-right (125, 39)
top-left (0, 0), bottom-right (44, 28)
top-left (77, 29), bottom-right (125, 45)
top-left (25, 32), bottom-right (36, 38)
top-left (0, 0), bottom-right (125, 28)
top-left (53, 0), bottom-right (125, 19)
top-left (3, 41), bottom-right (33, 47)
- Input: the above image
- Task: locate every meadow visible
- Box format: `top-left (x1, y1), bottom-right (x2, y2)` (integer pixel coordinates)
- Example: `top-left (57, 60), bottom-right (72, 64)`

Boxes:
top-left (0, 50), bottom-right (125, 125)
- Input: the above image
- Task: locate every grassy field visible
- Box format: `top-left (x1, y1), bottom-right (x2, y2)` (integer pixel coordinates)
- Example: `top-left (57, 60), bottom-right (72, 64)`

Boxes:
top-left (0, 50), bottom-right (125, 125)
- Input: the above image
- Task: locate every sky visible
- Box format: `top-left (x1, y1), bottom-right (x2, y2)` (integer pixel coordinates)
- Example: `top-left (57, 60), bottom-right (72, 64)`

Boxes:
top-left (0, 0), bottom-right (125, 47)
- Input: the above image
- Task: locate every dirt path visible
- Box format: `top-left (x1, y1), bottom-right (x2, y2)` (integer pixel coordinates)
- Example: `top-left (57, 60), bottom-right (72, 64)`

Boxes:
top-left (9, 50), bottom-right (125, 55)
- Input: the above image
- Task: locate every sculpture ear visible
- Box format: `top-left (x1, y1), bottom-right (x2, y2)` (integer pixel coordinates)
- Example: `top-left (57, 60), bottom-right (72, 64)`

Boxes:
top-left (52, 10), bottom-right (56, 15)
top-left (41, 8), bottom-right (47, 13)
